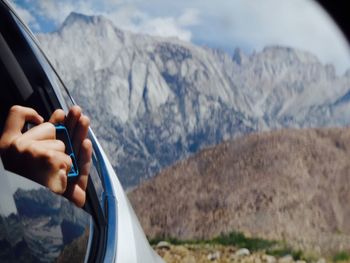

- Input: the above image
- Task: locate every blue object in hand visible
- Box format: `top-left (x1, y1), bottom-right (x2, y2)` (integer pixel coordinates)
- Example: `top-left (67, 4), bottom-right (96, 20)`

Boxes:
top-left (55, 124), bottom-right (79, 178)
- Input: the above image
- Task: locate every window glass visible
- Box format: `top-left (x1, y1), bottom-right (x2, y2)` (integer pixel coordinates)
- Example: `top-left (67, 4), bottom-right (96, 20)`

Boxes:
top-left (0, 160), bottom-right (90, 263)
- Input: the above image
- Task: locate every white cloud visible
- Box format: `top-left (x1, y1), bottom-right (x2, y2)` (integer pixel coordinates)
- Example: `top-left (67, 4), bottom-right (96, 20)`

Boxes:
top-left (178, 9), bottom-right (200, 26)
top-left (10, 0), bottom-right (40, 30)
top-left (138, 16), bottom-right (192, 41)
top-left (193, 0), bottom-right (350, 73)
top-left (105, 7), bottom-right (200, 41)
top-left (29, 0), bottom-right (96, 26)
top-left (18, 0), bottom-right (199, 42)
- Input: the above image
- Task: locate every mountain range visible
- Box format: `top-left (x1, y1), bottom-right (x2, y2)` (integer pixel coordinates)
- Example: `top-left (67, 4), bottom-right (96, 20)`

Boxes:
top-left (37, 12), bottom-right (350, 188)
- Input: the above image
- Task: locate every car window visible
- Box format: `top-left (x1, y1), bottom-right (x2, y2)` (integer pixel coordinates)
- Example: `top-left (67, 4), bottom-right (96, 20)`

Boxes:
top-left (0, 159), bottom-right (91, 263)
top-left (8, 9), bottom-right (106, 212)
top-left (0, 5), bottom-right (104, 262)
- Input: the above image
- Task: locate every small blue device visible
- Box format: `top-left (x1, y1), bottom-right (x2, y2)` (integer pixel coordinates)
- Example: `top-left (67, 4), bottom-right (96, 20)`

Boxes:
top-left (55, 124), bottom-right (79, 178)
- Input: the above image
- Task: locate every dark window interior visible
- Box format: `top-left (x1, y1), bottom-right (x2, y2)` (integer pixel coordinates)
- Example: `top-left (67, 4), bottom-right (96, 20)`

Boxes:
top-left (0, 1), bottom-right (61, 132)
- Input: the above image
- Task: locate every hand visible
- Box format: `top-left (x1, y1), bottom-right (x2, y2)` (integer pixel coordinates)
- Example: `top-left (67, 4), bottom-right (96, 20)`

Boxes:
top-left (0, 105), bottom-right (72, 195)
top-left (49, 105), bottom-right (92, 207)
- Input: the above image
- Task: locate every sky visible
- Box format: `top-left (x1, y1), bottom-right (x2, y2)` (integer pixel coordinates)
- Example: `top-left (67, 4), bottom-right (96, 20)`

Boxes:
top-left (9, 0), bottom-right (350, 74)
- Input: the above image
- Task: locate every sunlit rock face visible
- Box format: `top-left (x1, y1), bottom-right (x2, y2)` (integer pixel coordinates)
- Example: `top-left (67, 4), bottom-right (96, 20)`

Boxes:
top-left (37, 13), bottom-right (350, 188)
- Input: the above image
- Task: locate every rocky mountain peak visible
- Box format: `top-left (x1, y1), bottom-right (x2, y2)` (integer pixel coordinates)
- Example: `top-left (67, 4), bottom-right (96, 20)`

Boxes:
top-left (58, 12), bottom-right (125, 47)
top-left (60, 12), bottom-right (111, 30)
top-left (260, 45), bottom-right (320, 65)
top-left (232, 47), bottom-right (249, 65)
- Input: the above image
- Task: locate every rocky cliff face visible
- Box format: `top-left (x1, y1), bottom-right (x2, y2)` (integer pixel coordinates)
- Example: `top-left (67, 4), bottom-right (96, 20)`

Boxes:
top-left (129, 128), bottom-right (350, 254)
top-left (37, 13), bottom-right (350, 187)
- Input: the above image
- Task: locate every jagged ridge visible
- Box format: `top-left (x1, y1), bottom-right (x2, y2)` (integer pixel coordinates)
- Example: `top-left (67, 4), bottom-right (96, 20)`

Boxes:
top-left (37, 13), bottom-right (350, 187)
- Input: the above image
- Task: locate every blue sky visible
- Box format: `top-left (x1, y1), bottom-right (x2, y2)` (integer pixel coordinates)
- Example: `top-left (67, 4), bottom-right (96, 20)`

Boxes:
top-left (9, 0), bottom-right (350, 74)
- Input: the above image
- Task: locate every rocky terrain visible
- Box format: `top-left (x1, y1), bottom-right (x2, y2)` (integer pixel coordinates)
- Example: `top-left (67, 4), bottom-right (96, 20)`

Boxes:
top-left (129, 128), bottom-right (350, 255)
top-left (37, 13), bottom-right (350, 188)
top-left (153, 243), bottom-right (326, 263)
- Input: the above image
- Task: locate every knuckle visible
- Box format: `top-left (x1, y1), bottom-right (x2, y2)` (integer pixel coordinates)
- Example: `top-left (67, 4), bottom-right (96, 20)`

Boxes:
top-left (67, 156), bottom-right (73, 167)
top-left (65, 157), bottom-right (73, 172)
top-left (51, 173), bottom-right (67, 194)
top-left (24, 141), bottom-right (38, 156)
top-left (46, 122), bottom-right (56, 131)
top-left (9, 105), bottom-right (22, 114)
top-left (10, 137), bottom-right (24, 153)
top-left (57, 140), bottom-right (66, 151)
top-left (45, 150), bottom-right (56, 163)
top-left (44, 122), bottom-right (56, 137)
top-left (59, 172), bottom-right (68, 193)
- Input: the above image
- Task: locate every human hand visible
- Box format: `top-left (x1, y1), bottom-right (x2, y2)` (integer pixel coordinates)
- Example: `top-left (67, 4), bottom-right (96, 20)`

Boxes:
top-left (0, 105), bottom-right (72, 195)
top-left (49, 105), bottom-right (92, 208)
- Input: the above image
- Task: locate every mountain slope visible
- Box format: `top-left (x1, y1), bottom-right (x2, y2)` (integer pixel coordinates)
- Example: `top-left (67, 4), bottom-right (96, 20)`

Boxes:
top-left (37, 13), bottom-right (350, 187)
top-left (128, 128), bottom-right (350, 254)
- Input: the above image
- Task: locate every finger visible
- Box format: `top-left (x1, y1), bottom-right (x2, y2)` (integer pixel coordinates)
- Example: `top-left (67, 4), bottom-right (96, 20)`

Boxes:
top-left (46, 168), bottom-right (68, 195)
top-left (64, 138), bottom-right (92, 208)
top-left (35, 140), bottom-right (65, 152)
top-left (64, 184), bottom-right (86, 208)
top-left (66, 106), bottom-right (82, 136)
top-left (49, 109), bottom-right (66, 124)
top-left (2, 105), bottom-right (43, 138)
top-left (33, 150), bottom-right (72, 194)
top-left (21, 122), bottom-right (56, 141)
top-left (73, 115), bottom-right (90, 155)
top-left (53, 151), bottom-right (73, 174)
top-left (77, 138), bottom-right (92, 191)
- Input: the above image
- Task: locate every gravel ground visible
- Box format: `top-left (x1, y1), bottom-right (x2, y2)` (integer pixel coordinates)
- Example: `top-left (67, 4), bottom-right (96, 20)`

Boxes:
top-left (153, 243), bottom-right (348, 263)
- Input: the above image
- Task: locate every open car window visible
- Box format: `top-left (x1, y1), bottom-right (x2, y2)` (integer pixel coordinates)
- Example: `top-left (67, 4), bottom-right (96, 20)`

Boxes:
top-left (8, 9), bottom-right (106, 210)
top-left (0, 2), bottom-right (108, 262)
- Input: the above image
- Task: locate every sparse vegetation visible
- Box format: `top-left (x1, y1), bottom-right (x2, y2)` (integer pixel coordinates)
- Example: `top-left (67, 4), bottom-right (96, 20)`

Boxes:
top-left (333, 251), bottom-right (350, 262)
top-left (211, 231), bottom-right (276, 251)
top-left (149, 231), bottom-right (306, 260)
top-left (149, 231), bottom-right (276, 249)
top-left (151, 232), bottom-right (350, 262)
top-left (267, 246), bottom-right (303, 260)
